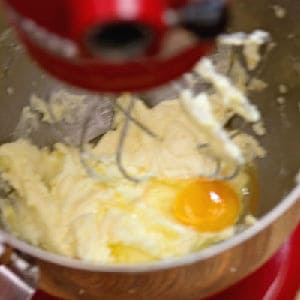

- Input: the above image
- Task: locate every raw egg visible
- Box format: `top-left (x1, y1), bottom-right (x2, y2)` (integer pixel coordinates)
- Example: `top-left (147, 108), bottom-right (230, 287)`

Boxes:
top-left (173, 179), bottom-right (240, 232)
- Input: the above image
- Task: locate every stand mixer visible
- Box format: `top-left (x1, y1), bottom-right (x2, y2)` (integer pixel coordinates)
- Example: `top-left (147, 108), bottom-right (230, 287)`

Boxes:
top-left (0, 1), bottom-right (299, 300)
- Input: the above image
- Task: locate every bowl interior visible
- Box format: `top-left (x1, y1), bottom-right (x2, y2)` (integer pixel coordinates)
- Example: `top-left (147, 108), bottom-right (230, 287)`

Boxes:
top-left (0, 0), bottom-right (299, 246)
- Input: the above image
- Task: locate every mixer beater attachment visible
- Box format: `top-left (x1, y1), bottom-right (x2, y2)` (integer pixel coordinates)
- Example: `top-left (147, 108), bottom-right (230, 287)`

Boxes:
top-left (77, 32), bottom-right (271, 183)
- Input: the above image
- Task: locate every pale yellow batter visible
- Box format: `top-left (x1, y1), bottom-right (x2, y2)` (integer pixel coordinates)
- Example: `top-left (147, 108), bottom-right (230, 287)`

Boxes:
top-left (0, 52), bottom-right (267, 264)
top-left (0, 96), bottom-right (257, 264)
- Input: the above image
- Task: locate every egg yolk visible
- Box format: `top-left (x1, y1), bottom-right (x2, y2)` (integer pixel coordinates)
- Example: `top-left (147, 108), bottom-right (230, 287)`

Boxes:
top-left (173, 180), bottom-right (240, 232)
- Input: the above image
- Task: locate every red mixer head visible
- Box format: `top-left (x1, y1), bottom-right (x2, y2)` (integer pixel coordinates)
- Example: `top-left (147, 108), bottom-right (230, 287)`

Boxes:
top-left (2, 0), bottom-right (229, 92)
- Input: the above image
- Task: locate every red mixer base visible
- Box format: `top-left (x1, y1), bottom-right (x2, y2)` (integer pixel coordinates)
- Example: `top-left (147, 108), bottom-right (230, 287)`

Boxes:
top-left (33, 224), bottom-right (300, 300)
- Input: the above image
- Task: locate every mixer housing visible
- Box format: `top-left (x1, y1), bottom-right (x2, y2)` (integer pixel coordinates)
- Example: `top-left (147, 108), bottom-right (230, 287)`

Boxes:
top-left (2, 0), bottom-right (228, 92)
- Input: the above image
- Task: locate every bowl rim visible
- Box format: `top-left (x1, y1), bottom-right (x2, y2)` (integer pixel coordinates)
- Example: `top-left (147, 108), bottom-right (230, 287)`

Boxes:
top-left (1, 179), bottom-right (299, 273)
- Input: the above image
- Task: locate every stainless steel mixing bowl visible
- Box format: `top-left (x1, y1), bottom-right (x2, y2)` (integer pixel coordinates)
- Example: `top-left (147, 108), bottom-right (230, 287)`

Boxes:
top-left (0, 0), bottom-right (300, 300)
